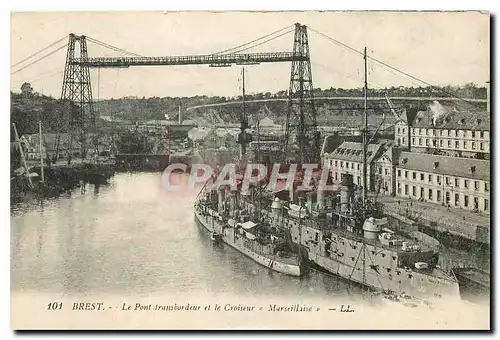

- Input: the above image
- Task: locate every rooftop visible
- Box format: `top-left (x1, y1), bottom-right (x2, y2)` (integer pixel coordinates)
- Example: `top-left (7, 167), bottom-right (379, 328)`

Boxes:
top-left (397, 151), bottom-right (490, 181)
top-left (412, 106), bottom-right (490, 131)
top-left (325, 141), bottom-right (384, 164)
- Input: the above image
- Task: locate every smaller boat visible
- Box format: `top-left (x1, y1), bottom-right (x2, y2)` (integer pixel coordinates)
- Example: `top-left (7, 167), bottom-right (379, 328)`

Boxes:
top-left (452, 267), bottom-right (490, 303)
top-left (210, 231), bottom-right (221, 243)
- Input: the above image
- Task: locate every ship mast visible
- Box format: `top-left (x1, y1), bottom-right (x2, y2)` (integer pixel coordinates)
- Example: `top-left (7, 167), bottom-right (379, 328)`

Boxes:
top-left (237, 67), bottom-right (252, 162)
top-left (39, 120), bottom-right (45, 184)
top-left (362, 47), bottom-right (368, 215)
top-left (361, 47), bottom-right (368, 290)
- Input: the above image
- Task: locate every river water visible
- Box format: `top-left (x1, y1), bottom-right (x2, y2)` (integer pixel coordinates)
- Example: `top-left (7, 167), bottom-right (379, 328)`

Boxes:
top-left (11, 172), bottom-right (359, 299)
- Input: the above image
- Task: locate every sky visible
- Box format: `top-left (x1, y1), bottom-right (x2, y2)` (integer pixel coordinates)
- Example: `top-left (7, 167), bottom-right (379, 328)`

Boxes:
top-left (10, 11), bottom-right (490, 99)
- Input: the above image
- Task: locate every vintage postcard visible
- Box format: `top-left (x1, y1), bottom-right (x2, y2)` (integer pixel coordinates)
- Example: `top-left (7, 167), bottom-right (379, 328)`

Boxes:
top-left (10, 11), bottom-right (491, 330)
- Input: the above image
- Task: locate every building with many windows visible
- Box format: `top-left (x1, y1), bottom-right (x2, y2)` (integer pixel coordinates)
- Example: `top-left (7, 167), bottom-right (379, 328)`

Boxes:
top-left (395, 151), bottom-right (490, 213)
top-left (323, 141), bottom-right (388, 191)
top-left (374, 146), bottom-right (404, 196)
top-left (409, 108), bottom-right (490, 159)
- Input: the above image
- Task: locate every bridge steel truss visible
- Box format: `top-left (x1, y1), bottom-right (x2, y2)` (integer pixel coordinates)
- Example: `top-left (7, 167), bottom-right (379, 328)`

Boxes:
top-left (61, 34), bottom-right (97, 159)
top-left (61, 23), bottom-right (319, 162)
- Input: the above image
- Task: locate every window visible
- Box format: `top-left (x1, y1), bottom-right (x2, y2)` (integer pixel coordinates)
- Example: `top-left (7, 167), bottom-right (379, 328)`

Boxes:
top-left (445, 177), bottom-right (450, 185)
top-left (419, 138), bottom-right (423, 146)
top-left (439, 140), bottom-right (443, 147)
top-left (464, 195), bottom-right (469, 207)
top-left (480, 142), bottom-right (484, 150)
top-left (474, 197), bottom-right (479, 210)
top-left (397, 170), bottom-right (401, 177)
top-left (480, 131), bottom-right (484, 138)
top-left (440, 130), bottom-right (443, 136)
top-left (412, 186), bottom-right (416, 197)
top-left (455, 178), bottom-right (460, 187)
top-left (428, 189), bottom-right (433, 200)
top-left (404, 184), bottom-right (408, 195)
top-left (402, 137), bottom-right (406, 144)
top-left (464, 180), bottom-right (469, 189)
top-left (341, 161), bottom-right (344, 168)
top-left (446, 191), bottom-right (450, 204)
top-left (472, 142), bottom-right (476, 150)
top-left (463, 141), bottom-right (467, 149)
top-left (420, 173), bottom-right (424, 181)
top-left (425, 139), bottom-right (429, 146)
top-left (426, 129), bottom-right (430, 136)
top-left (397, 127), bottom-right (401, 134)
top-left (415, 128), bottom-right (419, 135)
top-left (485, 183), bottom-right (489, 192)
top-left (346, 162), bottom-right (349, 168)
top-left (428, 174), bottom-right (432, 182)
top-left (437, 190), bottom-right (441, 202)
top-left (474, 181), bottom-right (479, 190)
top-left (455, 193), bottom-right (460, 206)
top-left (412, 172), bottom-right (417, 180)
top-left (485, 199), bottom-right (489, 211)
top-left (448, 140), bottom-right (451, 147)
top-left (412, 137), bottom-right (415, 145)
top-left (351, 163), bottom-right (354, 169)
top-left (437, 176), bottom-right (441, 185)
top-left (335, 172), bottom-right (338, 181)
top-left (455, 141), bottom-right (459, 149)
top-left (450, 130), bottom-right (455, 137)
top-left (403, 128), bottom-right (406, 133)
top-left (472, 131), bottom-right (475, 138)
top-left (420, 187), bottom-right (424, 197)
top-left (385, 168), bottom-right (388, 175)
top-left (405, 171), bottom-right (408, 179)
top-left (357, 164), bottom-right (360, 170)
top-left (397, 182), bottom-right (401, 194)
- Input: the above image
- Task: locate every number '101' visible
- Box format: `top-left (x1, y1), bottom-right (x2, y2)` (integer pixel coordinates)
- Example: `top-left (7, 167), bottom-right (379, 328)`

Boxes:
top-left (47, 302), bottom-right (63, 310)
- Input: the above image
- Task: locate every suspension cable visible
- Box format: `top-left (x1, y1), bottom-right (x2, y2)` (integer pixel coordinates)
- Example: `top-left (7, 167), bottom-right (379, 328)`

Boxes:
top-left (227, 29), bottom-right (295, 55)
top-left (86, 36), bottom-right (143, 57)
top-left (11, 36), bottom-right (67, 68)
top-left (212, 24), bottom-right (295, 55)
top-left (308, 27), bottom-right (485, 110)
top-left (11, 43), bottom-right (67, 75)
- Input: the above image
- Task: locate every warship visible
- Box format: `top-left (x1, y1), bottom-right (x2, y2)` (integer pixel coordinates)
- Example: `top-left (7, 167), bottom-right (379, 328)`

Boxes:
top-left (194, 68), bottom-right (303, 276)
top-left (193, 50), bottom-right (460, 300)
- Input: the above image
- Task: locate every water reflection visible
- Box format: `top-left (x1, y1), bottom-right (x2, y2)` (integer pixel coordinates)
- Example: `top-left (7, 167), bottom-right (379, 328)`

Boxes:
top-left (10, 172), bottom-right (485, 302)
top-left (11, 173), bottom-right (357, 299)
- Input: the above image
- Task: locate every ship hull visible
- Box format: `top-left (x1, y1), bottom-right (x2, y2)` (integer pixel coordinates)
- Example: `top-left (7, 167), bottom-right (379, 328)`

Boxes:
top-left (194, 210), bottom-right (302, 277)
top-left (288, 224), bottom-right (460, 300)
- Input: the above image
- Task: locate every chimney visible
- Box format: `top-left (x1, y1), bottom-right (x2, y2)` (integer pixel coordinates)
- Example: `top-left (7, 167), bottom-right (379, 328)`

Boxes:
top-left (469, 166), bottom-right (476, 174)
top-left (178, 105), bottom-right (182, 125)
top-left (433, 161), bottom-right (439, 169)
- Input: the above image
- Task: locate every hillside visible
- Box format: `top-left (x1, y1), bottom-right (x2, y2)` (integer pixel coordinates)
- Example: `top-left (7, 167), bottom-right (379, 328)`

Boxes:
top-left (11, 84), bottom-right (487, 140)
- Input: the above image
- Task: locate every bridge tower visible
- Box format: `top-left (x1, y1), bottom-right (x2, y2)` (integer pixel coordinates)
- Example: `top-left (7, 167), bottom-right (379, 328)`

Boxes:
top-left (284, 23), bottom-right (320, 164)
top-left (61, 34), bottom-right (96, 159)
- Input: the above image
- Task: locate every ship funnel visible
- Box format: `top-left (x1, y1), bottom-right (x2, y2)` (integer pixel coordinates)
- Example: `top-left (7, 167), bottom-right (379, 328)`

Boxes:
top-left (306, 192), bottom-right (315, 214)
top-left (316, 189), bottom-right (325, 211)
top-left (340, 173), bottom-right (354, 214)
top-left (218, 187), bottom-right (226, 213)
top-left (271, 197), bottom-right (283, 225)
